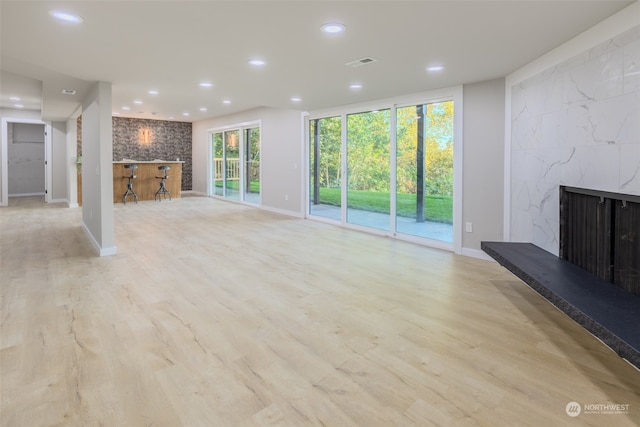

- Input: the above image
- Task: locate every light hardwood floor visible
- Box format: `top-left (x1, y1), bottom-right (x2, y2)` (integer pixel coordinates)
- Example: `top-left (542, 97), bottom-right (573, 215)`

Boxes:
top-left (1, 196), bottom-right (638, 426)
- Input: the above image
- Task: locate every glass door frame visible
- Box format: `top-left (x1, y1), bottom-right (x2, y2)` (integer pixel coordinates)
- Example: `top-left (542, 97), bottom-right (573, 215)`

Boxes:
top-left (304, 87), bottom-right (463, 254)
top-left (208, 120), bottom-right (262, 205)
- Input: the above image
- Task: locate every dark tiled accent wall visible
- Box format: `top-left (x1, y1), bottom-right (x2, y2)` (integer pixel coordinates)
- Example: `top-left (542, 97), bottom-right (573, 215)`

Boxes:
top-left (76, 116), bottom-right (192, 190)
top-left (112, 117), bottom-right (192, 190)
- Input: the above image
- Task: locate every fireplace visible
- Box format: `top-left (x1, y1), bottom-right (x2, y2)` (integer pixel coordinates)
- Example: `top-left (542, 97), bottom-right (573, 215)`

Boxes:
top-left (560, 186), bottom-right (640, 295)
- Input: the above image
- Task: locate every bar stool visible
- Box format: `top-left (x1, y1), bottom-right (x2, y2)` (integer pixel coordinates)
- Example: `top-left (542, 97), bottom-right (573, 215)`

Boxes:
top-left (155, 165), bottom-right (171, 201)
top-left (122, 164), bottom-right (138, 204)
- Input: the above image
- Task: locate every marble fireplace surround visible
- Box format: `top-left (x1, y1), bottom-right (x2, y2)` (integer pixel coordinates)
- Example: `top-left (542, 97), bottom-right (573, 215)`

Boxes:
top-left (509, 25), bottom-right (640, 256)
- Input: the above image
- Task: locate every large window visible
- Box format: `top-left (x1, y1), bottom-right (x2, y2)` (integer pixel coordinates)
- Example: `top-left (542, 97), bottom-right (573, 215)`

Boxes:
top-left (347, 109), bottom-right (391, 231)
top-left (396, 101), bottom-right (453, 242)
top-left (307, 93), bottom-right (457, 249)
top-left (309, 116), bottom-right (341, 220)
top-left (211, 124), bottom-right (260, 204)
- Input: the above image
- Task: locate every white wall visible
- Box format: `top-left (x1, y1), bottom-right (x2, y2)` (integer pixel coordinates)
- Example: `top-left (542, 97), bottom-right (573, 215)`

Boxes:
top-left (7, 122), bottom-right (45, 196)
top-left (506, 2), bottom-right (640, 255)
top-left (192, 107), bottom-right (304, 216)
top-left (462, 79), bottom-right (505, 255)
top-left (81, 81), bottom-right (116, 256)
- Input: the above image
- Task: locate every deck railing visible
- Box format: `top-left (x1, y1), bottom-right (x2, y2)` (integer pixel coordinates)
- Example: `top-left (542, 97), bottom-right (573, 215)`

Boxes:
top-left (214, 158), bottom-right (260, 181)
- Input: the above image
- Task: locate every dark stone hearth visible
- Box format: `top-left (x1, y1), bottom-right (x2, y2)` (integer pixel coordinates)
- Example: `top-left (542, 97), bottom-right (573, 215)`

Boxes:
top-left (482, 241), bottom-right (640, 370)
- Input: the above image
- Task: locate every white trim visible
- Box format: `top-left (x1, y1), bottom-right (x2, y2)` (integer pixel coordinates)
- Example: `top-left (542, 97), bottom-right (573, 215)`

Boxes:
top-left (461, 247), bottom-right (496, 262)
top-left (1, 117), bottom-right (48, 207)
top-left (81, 221), bottom-right (117, 257)
top-left (506, 1), bottom-right (639, 87)
top-left (44, 122), bottom-right (52, 203)
top-left (8, 192), bottom-right (45, 197)
top-left (259, 204), bottom-right (304, 219)
top-left (182, 190), bottom-right (207, 197)
top-left (68, 202), bottom-right (79, 208)
top-left (49, 198), bottom-right (67, 204)
top-left (452, 85), bottom-right (464, 255)
top-left (503, 83), bottom-right (512, 242)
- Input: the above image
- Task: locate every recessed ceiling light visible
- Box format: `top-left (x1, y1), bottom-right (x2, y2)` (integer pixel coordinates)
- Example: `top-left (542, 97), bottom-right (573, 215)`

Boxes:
top-left (49, 10), bottom-right (83, 24)
top-left (248, 58), bottom-right (266, 66)
top-left (122, 106), bottom-right (130, 110)
top-left (223, 100), bottom-right (231, 105)
top-left (14, 104), bottom-right (24, 109)
top-left (182, 112), bottom-right (190, 116)
top-left (9, 96), bottom-right (21, 101)
top-left (427, 65), bottom-right (445, 72)
top-left (199, 107), bottom-right (207, 112)
top-left (133, 100), bottom-right (143, 105)
top-left (168, 116), bottom-right (175, 120)
top-left (321, 23), bottom-right (346, 34)
top-left (148, 90), bottom-right (159, 95)
top-left (199, 82), bottom-right (213, 88)
top-left (349, 83), bottom-right (363, 90)
top-left (113, 112), bottom-right (120, 115)
top-left (291, 97), bottom-right (302, 102)
top-left (62, 89), bottom-right (76, 95)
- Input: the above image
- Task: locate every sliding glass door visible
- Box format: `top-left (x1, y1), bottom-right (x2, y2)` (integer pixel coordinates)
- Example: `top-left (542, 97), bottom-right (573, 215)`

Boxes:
top-left (309, 116), bottom-right (341, 220)
top-left (307, 94), bottom-right (457, 248)
top-left (396, 101), bottom-right (453, 242)
top-left (211, 124), bottom-right (260, 203)
top-left (346, 109), bottom-right (391, 231)
top-left (243, 127), bottom-right (260, 204)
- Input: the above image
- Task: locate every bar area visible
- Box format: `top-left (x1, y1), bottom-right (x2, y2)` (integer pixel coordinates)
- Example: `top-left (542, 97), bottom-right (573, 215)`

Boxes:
top-left (114, 160), bottom-right (183, 203)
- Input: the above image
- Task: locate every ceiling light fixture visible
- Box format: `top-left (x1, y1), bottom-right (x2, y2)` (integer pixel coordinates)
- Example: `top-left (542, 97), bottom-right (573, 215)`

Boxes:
top-left (133, 100), bottom-right (143, 105)
top-left (14, 104), bottom-right (24, 109)
top-left (182, 112), bottom-right (190, 116)
top-left (427, 65), bottom-right (445, 72)
top-left (62, 89), bottom-right (76, 95)
top-left (199, 82), bottom-right (213, 88)
top-left (148, 90), bottom-right (159, 95)
top-left (349, 83), bottom-right (363, 90)
top-left (122, 106), bottom-right (130, 110)
top-left (9, 96), bottom-right (21, 101)
top-left (291, 97), bottom-right (302, 102)
top-left (49, 10), bottom-right (83, 24)
top-left (248, 58), bottom-right (266, 66)
top-left (199, 107), bottom-right (207, 112)
top-left (113, 112), bottom-right (120, 115)
top-left (223, 100), bottom-right (231, 104)
top-left (321, 22), bottom-right (346, 34)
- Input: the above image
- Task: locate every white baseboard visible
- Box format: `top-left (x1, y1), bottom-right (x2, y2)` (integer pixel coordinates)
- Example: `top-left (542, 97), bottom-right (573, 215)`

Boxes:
top-left (49, 198), bottom-right (67, 204)
top-left (461, 247), bottom-right (496, 262)
top-left (260, 205), bottom-right (304, 219)
top-left (183, 190), bottom-right (207, 196)
top-left (81, 221), bottom-right (117, 257)
top-left (9, 192), bottom-right (44, 197)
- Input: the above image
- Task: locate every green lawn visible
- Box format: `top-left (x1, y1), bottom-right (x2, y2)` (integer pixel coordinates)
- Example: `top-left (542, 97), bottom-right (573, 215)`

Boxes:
top-left (316, 187), bottom-right (452, 223)
top-left (215, 181), bottom-right (452, 223)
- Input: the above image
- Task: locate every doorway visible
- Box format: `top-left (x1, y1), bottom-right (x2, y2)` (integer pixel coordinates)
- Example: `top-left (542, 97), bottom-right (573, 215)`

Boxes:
top-left (1, 118), bottom-right (50, 206)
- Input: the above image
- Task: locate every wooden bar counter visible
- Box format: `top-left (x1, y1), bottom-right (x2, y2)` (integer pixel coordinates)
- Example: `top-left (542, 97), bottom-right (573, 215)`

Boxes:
top-left (113, 160), bottom-right (183, 203)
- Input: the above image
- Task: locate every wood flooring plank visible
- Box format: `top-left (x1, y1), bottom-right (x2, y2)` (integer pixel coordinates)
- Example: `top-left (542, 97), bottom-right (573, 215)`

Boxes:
top-left (1, 196), bottom-right (639, 426)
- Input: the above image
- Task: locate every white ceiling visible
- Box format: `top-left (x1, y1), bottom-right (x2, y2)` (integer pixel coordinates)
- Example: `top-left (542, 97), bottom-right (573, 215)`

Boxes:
top-left (0, 0), bottom-right (634, 122)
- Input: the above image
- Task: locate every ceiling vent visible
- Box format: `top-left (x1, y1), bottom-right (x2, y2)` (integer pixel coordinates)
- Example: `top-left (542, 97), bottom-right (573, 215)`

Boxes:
top-left (346, 57), bottom-right (377, 67)
top-left (61, 89), bottom-right (76, 95)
